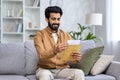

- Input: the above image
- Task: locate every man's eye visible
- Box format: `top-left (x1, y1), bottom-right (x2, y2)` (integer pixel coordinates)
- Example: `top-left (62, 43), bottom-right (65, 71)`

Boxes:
top-left (51, 18), bottom-right (56, 20)
top-left (58, 18), bottom-right (60, 21)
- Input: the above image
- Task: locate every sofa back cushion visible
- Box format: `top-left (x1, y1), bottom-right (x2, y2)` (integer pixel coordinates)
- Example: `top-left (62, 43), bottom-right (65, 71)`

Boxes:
top-left (24, 40), bottom-right (38, 75)
top-left (0, 43), bottom-right (26, 75)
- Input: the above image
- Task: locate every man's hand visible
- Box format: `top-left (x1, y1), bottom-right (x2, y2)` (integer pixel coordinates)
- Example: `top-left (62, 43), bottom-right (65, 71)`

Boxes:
top-left (54, 42), bottom-right (68, 54)
top-left (71, 52), bottom-right (82, 62)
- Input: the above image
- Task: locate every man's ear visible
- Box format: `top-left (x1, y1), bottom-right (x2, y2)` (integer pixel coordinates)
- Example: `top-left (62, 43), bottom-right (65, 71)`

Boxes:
top-left (45, 18), bottom-right (48, 22)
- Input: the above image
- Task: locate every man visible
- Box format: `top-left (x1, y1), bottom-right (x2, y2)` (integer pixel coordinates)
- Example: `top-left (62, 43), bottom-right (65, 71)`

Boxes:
top-left (34, 6), bottom-right (84, 80)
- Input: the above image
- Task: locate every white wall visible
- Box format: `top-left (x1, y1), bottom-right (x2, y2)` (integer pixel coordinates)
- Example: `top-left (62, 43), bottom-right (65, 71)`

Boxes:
top-left (61, 0), bottom-right (95, 32)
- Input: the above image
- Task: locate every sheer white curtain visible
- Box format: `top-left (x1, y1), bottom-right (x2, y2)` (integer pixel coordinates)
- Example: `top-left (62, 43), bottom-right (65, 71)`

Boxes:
top-left (107, 0), bottom-right (120, 61)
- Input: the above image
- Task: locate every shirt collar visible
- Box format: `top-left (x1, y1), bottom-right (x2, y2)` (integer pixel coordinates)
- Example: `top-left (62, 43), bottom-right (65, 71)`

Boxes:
top-left (46, 26), bottom-right (60, 37)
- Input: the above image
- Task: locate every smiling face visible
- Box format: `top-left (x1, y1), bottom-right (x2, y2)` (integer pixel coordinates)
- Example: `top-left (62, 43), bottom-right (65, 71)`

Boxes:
top-left (46, 13), bottom-right (61, 32)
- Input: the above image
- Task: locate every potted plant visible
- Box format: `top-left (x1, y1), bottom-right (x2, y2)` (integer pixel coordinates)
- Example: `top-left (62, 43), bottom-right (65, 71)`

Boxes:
top-left (68, 23), bottom-right (96, 40)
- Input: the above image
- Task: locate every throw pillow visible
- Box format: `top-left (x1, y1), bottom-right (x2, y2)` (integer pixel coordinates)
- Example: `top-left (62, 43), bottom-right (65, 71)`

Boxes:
top-left (90, 55), bottom-right (114, 75)
top-left (72, 46), bottom-right (104, 75)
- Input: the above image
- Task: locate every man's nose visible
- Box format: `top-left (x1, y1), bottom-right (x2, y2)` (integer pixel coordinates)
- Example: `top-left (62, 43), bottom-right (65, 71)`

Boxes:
top-left (54, 19), bottom-right (59, 23)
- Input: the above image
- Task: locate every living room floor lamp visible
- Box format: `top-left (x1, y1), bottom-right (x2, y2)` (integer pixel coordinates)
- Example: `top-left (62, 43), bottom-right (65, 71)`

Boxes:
top-left (86, 13), bottom-right (103, 34)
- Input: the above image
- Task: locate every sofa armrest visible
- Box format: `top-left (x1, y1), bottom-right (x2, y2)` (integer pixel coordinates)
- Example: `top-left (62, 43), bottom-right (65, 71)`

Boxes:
top-left (106, 61), bottom-right (120, 80)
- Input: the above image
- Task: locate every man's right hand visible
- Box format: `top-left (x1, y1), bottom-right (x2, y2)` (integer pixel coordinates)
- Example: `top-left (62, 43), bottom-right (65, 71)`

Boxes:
top-left (54, 42), bottom-right (68, 54)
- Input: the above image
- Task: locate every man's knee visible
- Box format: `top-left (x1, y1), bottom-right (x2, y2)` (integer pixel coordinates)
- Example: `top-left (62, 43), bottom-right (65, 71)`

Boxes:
top-left (36, 69), bottom-right (52, 79)
top-left (74, 69), bottom-right (84, 76)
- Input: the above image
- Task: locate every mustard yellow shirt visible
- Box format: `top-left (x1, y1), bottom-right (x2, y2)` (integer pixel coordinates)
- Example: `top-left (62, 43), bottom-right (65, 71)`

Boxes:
top-left (34, 27), bottom-right (71, 69)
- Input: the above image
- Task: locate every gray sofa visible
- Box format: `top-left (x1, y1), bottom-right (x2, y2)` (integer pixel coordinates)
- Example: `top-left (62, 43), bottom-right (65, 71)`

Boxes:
top-left (0, 40), bottom-right (120, 80)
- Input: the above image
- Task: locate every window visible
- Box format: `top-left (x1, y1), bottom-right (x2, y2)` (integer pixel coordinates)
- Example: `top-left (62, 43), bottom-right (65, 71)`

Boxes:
top-left (111, 0), bottom-right (120, 41)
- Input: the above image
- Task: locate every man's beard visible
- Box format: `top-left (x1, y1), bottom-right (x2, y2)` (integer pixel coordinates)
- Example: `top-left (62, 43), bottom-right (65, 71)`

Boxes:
top-left (48, 22), bottom-right (60, 31)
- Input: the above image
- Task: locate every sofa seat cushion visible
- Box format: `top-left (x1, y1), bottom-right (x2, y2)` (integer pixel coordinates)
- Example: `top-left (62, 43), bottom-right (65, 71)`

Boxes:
top-left (85, 74), bottom-right (116, 80)
top-left (26, 74), bottom-right (116, 80)
top-left (0, 43), bottom-right (26, 75)
top-left (0, 75), bottom-right (29, 80)
top-left (26, 75), bottom-right (37, 80)
top-left (26, 75), bottom-right (70, 80)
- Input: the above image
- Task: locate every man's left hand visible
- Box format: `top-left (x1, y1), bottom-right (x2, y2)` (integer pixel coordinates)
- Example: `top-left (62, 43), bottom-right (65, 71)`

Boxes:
top-left (71, 52), bottom-right (82, 62)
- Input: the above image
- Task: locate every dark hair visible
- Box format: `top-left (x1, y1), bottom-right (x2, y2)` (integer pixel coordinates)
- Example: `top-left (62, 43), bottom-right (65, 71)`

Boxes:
top-left (45, 6), bottom-right (63, 19)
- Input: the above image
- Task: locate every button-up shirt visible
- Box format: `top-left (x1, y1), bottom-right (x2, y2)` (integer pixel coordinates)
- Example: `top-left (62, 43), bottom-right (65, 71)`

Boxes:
top-left (34, 27), bottom-right (71, 69)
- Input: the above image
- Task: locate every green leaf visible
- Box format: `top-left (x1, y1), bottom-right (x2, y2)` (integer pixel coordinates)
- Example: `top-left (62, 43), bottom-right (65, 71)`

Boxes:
top-left (84, 32), bottom-right (96, 40)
